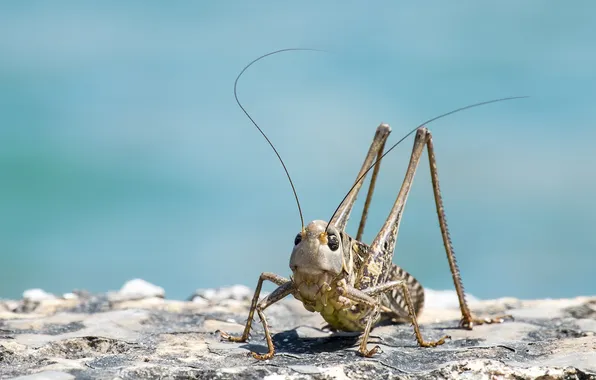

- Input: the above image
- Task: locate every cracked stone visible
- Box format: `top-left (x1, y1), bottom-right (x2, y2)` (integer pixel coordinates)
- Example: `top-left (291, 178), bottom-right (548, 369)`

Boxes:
top-left (0, 284), bottom-right (594, 379)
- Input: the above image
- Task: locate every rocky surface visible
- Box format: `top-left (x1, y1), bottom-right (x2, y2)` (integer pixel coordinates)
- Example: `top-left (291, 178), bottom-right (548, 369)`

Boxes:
top-left (0, 279), bottom-right (595, 379)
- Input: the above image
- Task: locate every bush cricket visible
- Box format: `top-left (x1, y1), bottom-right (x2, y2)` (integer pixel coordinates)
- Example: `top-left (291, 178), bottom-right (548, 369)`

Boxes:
top-left (219, 48), bottom-right (526, 360)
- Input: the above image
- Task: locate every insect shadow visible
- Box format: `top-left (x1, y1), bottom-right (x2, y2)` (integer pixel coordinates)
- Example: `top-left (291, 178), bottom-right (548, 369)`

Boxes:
top-left (243, 319), bottom-right (433, 356)
top-left (268, 328), bottom-right (362, 355)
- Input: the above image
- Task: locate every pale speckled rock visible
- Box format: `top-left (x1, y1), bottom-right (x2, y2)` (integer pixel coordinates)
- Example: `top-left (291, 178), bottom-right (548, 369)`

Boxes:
top-left (0, 284), bottom-right (595, 379)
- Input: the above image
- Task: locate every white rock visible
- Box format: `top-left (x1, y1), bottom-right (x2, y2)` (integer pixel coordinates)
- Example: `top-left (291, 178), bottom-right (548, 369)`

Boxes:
top-left (4, 300), bottom-right (19, 311)
top-left (119, 279), bottom-right (165, 299)
top-left (191, 285), bottom-right (251, 303)
top-left (22, 289), bottom-right (56, 302)
top-left (424, 289), bottom-right (479, 309)
top-left (191, 296), bottom-right (209, 306)
top-left (198, 289), bottom-right (217, 300)
top-left (226, 284), bottom-right (252, 300)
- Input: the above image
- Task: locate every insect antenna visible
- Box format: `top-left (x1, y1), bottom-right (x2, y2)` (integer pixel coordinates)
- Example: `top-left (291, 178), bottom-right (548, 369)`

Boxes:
top-left (325, 96), bottom-right (529, 232)
top-left (234, 48), bottom-right (325, 230)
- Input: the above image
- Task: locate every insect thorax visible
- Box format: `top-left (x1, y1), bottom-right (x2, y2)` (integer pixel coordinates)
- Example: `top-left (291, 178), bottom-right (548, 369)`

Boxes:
top-left (291, 233), bottom-right (378, 332)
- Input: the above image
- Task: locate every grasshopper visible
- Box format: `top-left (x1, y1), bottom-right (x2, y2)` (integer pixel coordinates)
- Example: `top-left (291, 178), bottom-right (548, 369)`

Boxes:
top-left (220, 49), bottom-right (524, 360)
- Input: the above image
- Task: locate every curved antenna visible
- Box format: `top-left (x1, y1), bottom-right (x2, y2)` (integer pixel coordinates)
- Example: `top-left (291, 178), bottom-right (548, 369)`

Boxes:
top-left (234, 48), bottom-right (325, 230)
top-left (325, 96), bottom-right (529, 232)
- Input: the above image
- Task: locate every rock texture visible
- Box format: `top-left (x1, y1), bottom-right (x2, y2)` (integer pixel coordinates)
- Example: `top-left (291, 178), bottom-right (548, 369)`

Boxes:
top-left (1, 280), bottom-right (595, 379)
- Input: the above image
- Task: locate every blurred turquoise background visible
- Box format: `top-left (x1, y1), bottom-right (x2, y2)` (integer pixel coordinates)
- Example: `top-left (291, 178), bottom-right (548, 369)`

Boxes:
top-left (1, 2), bottom-right (595, 301)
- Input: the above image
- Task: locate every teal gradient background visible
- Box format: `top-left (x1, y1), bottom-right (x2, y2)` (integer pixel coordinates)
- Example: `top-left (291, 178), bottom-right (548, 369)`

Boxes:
top-left (1, 2), bottom-right (595, 300)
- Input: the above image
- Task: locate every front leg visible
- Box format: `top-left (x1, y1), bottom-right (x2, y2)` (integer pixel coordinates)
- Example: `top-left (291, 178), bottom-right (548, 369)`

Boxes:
top-left (219, 272), bottom-right (293, 359)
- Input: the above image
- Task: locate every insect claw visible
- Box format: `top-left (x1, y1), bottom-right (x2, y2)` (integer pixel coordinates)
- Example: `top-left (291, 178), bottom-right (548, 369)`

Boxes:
top-left (251, 351), bottom-right (274, 360)
top-left (460, 313), bottom-right (514, 329)
top-left (359, 345), bottom-right (381, 357)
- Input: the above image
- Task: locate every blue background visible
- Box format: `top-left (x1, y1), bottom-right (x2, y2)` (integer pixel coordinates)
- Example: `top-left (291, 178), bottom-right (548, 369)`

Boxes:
top-left (1, 1), bottom-right (595, 300)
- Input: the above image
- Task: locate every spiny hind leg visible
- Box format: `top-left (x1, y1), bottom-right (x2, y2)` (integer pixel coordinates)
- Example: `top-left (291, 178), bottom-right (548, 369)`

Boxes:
top-left (330, 124), bottom-right (391, 232)
top-left (424, 129), bottom-right (512, 329)
top-left (365, 127), bottom-right (511, 328)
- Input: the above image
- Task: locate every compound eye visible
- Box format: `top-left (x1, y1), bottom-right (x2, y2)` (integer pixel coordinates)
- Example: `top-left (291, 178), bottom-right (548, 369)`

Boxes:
top-left (328, 234), bottom-right (339, 251)
top-left (294, 233), bottom-right (302, 245)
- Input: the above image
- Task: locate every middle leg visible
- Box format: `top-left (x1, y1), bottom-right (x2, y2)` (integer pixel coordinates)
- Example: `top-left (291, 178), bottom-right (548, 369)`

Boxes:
top-left (337, 279), bottom-right (449, 357)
